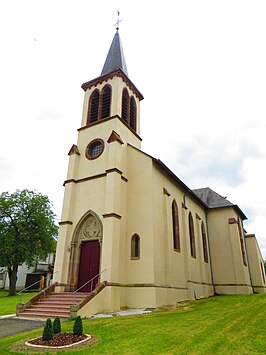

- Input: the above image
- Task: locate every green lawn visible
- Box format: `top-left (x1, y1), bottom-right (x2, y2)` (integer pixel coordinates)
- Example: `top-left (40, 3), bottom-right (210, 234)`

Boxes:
top-left (0, 289), bottom-right (37, 316)
top-left (0, 293), bottom-right (265, 354)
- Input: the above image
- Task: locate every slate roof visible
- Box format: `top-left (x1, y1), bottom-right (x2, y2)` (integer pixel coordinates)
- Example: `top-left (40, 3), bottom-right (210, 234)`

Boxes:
top-left (193, 187), bottom-right (233, 208)
top-left (101, 30), bottom-right (128, 76)
top-left (193, 187), bottom-right (247, 220)
top-left (81, 30), bottom-right (143, 99)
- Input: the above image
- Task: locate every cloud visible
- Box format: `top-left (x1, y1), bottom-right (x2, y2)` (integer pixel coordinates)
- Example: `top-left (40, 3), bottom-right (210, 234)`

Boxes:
top-left (37, 110), bottom-right (63, 122)
top-left (174, 132), bottom-right (261, 188)
top-left (0, 157), bottom-right (15, 179)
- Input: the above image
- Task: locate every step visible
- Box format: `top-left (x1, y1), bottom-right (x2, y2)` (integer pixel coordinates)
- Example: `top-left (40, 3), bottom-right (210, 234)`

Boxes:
top-left (23, 307), bottom-right (70, 314)
top-left (23, 309), bottom-right (70, 316)
top-left (52, 292), bottom-right (90, 296)
top-left (21, 308), bottom-right (70, 318)
top-left (20, 291), bottom-right (90, 319)
top-left (22, 311), bottom-right (69, 319)
top-left (34, 300), bottom-right (73, 305)
top-left (48, 293), bottom-right (89, 297)
top-left (37, 300), bottom-right (78, 305)
top-left (44, 298), bottom-right (86, 303)
top-left (45, 296), bottom-right (88, 301)
top-left (31, 304), bottom-right (71, 310)
top-left (41, 300), bottom-right (85, 306)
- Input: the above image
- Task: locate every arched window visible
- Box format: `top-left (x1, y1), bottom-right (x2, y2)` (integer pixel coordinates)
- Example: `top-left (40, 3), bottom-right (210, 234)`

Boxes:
top-left (122, 88), bottom-right (129, 123)
top-left (172, 200), bottom-right (180, 252)
top-left (88, 89), bottom-right (100, 124)
top-left (101, 85), bottom-right (112, 119)
top-left (189, 212), bottom-right (196, 258)
top-left (237, 218), bottom-right (247, 266)
top-left (131, 234), bottom-right (140, 260)
top-left (201, 222), bottom-right (208, 263)
top-left (260, 262), bottom-right (265, 284)
top-left (130, 97), bottom-right (136, 130)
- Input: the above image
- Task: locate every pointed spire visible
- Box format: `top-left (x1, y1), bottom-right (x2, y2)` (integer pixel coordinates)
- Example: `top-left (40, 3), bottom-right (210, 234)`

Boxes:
top-left (101, 30), bottom-right (128, 76)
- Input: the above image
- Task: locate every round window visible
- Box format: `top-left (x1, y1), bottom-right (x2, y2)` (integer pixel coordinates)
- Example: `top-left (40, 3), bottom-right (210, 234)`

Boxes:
top-left (86, 139), bottom-right (104, 160)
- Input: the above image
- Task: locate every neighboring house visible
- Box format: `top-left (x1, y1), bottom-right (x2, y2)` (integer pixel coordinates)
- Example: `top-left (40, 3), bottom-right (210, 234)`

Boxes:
top-left (1, 253), bottom-right (55, 290)
top-left (53, 29), bottom-right (266, 316)
top-left (0, 267), bottom-right (7, 288)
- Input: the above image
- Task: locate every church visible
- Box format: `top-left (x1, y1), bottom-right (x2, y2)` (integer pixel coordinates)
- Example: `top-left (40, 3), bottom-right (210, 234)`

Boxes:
top-left (53, 28), bottom-right (266, 317)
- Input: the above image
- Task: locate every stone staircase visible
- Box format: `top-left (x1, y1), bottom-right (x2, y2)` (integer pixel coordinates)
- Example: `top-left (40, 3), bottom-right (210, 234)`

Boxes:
top-left (20, 292), bottom-right (90, 319)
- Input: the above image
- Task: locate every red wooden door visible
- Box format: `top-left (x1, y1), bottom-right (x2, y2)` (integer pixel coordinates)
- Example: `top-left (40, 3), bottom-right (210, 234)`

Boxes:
top-left (77, 240), bottom-right (100, 292)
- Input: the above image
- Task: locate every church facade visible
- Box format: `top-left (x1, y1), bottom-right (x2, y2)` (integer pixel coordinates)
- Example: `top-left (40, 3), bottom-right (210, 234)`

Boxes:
top-left (54, 30), bottom-right (266, 316)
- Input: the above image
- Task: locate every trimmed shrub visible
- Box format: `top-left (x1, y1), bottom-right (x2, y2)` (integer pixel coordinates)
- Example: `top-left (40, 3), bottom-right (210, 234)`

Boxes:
top-left (53, 316), bottom-right (61, 334)
top-left (73, 315), bottom-right (83, 336)
top-left (42, 318), bottom-right (54, 341)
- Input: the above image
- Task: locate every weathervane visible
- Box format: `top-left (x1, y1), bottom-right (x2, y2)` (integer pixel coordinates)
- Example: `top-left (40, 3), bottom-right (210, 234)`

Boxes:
top-left (114, 11), bottom-right (122, 30)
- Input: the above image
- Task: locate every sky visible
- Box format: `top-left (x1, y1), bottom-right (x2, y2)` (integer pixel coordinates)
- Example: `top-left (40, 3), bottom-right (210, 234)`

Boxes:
top-left (0, 1), bottom-right (265, 258)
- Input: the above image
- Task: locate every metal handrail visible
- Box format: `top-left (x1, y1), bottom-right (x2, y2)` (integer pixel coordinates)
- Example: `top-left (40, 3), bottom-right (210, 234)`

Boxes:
top-left (73, 268), bottom-right (107, 301)
top-left (18, 271), bottom-right (57, 304)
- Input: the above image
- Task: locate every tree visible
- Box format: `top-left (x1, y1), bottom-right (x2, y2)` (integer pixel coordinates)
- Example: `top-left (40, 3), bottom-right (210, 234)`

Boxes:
top-left (0, 189), bottom-right (58, 296)
top-left (73, 316), bottom-right (83, 335)
top-left (53, 316), bottom-right (61, 334)
top-left (42, 318), bottom-right (54, 341)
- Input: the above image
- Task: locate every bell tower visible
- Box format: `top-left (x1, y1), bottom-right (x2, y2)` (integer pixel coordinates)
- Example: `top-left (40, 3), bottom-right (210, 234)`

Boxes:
top-left (54, 28), bottom-right (143, 292)
top-left (79, 28), bottom-right (143, 140)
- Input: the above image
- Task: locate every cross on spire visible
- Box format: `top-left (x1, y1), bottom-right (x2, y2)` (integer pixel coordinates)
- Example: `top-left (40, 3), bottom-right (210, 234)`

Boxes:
top-left (114, 11), bottom-right (122, 31)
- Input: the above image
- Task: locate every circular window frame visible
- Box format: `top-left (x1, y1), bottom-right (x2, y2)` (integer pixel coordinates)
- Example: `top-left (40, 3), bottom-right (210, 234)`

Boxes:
top-left (85, 138), bottom-right (105, 160)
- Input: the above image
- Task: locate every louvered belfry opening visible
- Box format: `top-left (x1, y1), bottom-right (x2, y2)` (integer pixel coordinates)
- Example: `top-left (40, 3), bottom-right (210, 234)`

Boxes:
top-left (101, 85), bottom-right (112, 119)
top-left (122, 88), bottom-right (129, 123)
top-left (89, 90), bottom-right (100, 123)
top-left (121, 87), bottom-right (137, 132)
top-left (130, 97), bottom-right (136, 130)
top-left (87, 85), bottom-right (112, 124)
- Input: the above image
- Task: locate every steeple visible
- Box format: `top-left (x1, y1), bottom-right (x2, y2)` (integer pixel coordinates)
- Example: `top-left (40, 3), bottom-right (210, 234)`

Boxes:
top-left (101, 30), bottom-right (128, 76)
top-left (81, 27), bottom-right (143, 137)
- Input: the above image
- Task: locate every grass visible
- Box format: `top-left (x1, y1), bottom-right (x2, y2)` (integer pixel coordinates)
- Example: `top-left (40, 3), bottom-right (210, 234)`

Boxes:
top-left (0, 293), bottom-right (265, 354)
top-left (0, 289), bottom-right (38, 316)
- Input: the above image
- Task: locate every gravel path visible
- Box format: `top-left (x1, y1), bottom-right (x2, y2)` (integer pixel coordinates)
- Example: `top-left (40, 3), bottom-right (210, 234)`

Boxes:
top-left (0, 317), bottom-right (45, 338)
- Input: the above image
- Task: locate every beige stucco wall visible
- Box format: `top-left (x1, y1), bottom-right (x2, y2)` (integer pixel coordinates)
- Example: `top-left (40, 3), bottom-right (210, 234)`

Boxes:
top-left (54, 99), bottom-right (142, 285)
top-left (122, 146), bottom-right (214, 306)
top-left (124, 147), bottom-right (155, 285)
top-left (245, 234), bottom-right (266, 293)
top-left (77, 287), bottom-right (122, 317)
top-left (207, 208), bottom-right (252, 294)
top-left (150, 162), bottom-right (213, 300)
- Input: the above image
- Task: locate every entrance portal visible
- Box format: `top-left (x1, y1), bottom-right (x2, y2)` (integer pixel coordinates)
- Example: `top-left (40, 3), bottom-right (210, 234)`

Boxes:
top-left (77, 240), bottom-right (100, 292)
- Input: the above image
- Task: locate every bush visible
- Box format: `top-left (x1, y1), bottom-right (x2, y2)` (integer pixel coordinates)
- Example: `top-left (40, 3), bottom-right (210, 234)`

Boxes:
top-left (73, 315), bottom-right (83, 335)
top-left (42, 318), bottom-right (54, 341)
top-left (53, 316), bottom-right (61, 334)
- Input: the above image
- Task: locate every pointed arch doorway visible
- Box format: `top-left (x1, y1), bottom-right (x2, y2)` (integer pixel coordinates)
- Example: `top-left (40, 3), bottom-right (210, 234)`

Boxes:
top-left (68, 211), bottom-right (103, 292)
top-left (77, 240), bottom-right (100, 292)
